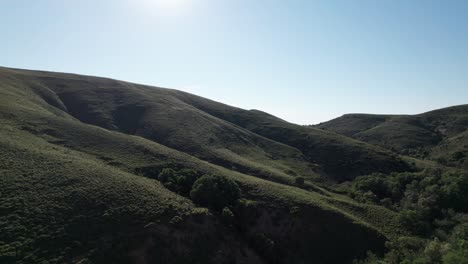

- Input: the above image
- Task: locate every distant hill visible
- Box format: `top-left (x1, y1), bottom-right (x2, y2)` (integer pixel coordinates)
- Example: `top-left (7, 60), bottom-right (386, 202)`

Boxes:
top-left (0, 67), bottom-right (409, 264)
top-left (316, 105), bottom-right (468, 168)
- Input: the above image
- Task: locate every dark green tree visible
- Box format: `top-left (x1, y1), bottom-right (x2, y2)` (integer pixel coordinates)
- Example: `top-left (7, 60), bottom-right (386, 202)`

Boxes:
top-left (190, 174), bottom-right (241, 211)
top-left (176, 169), bottom-right (199, 195)
top-left (158, 168), bottom-right (200, 196)
top-left (158, 168), bottom-right (176, 183)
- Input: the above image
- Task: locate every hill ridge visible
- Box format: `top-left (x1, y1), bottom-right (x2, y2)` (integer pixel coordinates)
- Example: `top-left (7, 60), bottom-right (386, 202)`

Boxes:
top-left (0, 66), bottom-right (408, 263)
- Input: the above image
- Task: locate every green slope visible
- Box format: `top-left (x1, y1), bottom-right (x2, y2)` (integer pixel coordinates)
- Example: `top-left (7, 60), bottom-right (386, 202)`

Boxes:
top-left (430, 130), bottom-right (468, 168)
top-left (170, 92), bottom-right (410, 181)
top-left (316, 105), bottom-right (468, 168)
top-left (7, 67), bottom-right (318, 183)
top-left (0, 67), bottom-right (409, 263)
top-left (3, 67), bottom-right (412, 182)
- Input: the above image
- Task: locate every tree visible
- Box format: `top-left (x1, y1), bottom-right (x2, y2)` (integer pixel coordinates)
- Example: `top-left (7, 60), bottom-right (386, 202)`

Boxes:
top-left (176, 169), bottom-right (199, 195)
top-left (190, 175), bottom-right (241, 211)
top-left (158, 168), bottom-right (176, 183)
top-left (158, 168), bottom-right (200, 196)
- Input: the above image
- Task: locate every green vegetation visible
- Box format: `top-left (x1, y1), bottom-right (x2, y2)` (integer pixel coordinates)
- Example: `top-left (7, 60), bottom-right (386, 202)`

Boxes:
top-left (355, 222), bottom-right (468, 264)
top-left (316, 105), bottom-right (468, 166)
top-left (158, 168), bottom-right (200, 196)
top-left (317, 105), bottom-right (468, 263)
top-left (347, 169), bottom-right (467, 263)
top-left (349, 169), bottom-right (467, 235)
top-left (0, 66), bottom-right (466, 263)
top-left (177, 97), bottom-right (411, 181)
top-left (190, 174), bottom-right (241, 211)
top-left (295, 176), bottom-right (305, 186)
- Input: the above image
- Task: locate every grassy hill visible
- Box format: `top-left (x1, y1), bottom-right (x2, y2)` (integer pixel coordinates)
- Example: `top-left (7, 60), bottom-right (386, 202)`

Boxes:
top-left (0, 67), bottom-right (413, 263)
top-left (0, 67), bottom-right (412, 182)
top-left (316, 105), bottom-right (468, 168)
top-left (161, 91), bottom-right (410, 181)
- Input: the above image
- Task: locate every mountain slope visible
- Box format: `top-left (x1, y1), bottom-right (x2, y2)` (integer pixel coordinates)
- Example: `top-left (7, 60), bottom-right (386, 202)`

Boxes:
top-left (0, 66), bottom-right (408, 263)
top-left (10, 68), bottom-right (317, 183)
top-left (0, 67), bottom-right (412, 182)
top-left (145, 89), bottom-right (411, 181)
top-left (316, 105), bottom-right (468, 167)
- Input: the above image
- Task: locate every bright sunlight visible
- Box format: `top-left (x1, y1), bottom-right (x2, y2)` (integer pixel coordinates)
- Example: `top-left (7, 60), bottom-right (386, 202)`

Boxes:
top-left (140, 0), bottom-right (190, 16)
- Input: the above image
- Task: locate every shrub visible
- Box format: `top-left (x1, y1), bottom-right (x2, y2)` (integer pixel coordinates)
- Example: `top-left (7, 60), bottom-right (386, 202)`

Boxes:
top-left (440, 172), bottom-right (468, 212)
top-left (349, 170), bottom-right (467, 236)
top-left (158, 168), bottom-right (200, 196)
top-left (221, 207), bottom-right (235, 226)
top-left (443, 223), bottom-right (468, 264)
top-left (190, 175), bottom-right (241, 211)
top-left (398, 210), bottom-right (431, 236)
top-left (173, 169), bottom-right (199, 195)
top-left (295, 177), bottom-right (305, 186)
top-left (158, 168), bottom-right (176, 183)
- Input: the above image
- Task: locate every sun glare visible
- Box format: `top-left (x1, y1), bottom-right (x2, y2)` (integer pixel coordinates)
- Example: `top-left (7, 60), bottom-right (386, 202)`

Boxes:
top-left (140, 0), bottom-right (190, 16)
top-left (155, 0), bottom-right (186, 8)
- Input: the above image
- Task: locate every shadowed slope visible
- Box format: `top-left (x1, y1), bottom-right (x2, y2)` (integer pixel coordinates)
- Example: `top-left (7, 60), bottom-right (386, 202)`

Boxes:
top-left (1, 67), bottom-right (411, 182)
top-left (168, 91), bottom-right (411, 181)
top-left (0, 66), bottom-right (405, 263)
top-left (15, 68), bottom-right (319, 183)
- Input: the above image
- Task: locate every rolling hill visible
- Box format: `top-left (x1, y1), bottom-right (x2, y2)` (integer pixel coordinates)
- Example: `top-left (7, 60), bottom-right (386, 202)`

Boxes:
top-left (0, 66), bottom-right (415, 264)
top-left (174, 95), bottom-right (409, 180)
top-left (315, 105), bottom-right (468, 168)
top-left (6, 67), bottom-right (409, 182)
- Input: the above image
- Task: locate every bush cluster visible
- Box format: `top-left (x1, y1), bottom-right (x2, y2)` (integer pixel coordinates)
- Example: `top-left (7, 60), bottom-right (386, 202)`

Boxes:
top-left (356, 222), bottom-right (468, 264)
top-left (190, 174), bottom-right (241, 211)
top-left (349, 169), bottom-right (468, 263)
top-left (350, 169), bottom-right (467, 236)
top-left (158, 169), bottom-right (241, 212)
top-left (158, 168), bottom-right (200, 196)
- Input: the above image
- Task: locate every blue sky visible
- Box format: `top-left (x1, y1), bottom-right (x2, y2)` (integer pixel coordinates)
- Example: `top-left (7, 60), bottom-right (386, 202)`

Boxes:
top-left (1, 0), bottom-right (467, 124)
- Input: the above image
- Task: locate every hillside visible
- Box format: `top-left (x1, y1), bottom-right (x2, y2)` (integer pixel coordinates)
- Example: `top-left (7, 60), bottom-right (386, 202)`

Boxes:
top-left (316, 105), bottom-right (468, 168)
top-left (0, 67), bottom-right (413, 263)
top-left (151, 90), bottom-right (410, 181)
top-left (1, 67), bottom-right (411, 182)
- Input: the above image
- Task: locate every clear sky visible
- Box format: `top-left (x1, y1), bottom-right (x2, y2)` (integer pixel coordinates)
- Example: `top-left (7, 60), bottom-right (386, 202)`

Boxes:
top-left (1, 0), bottom-right (467, 124)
